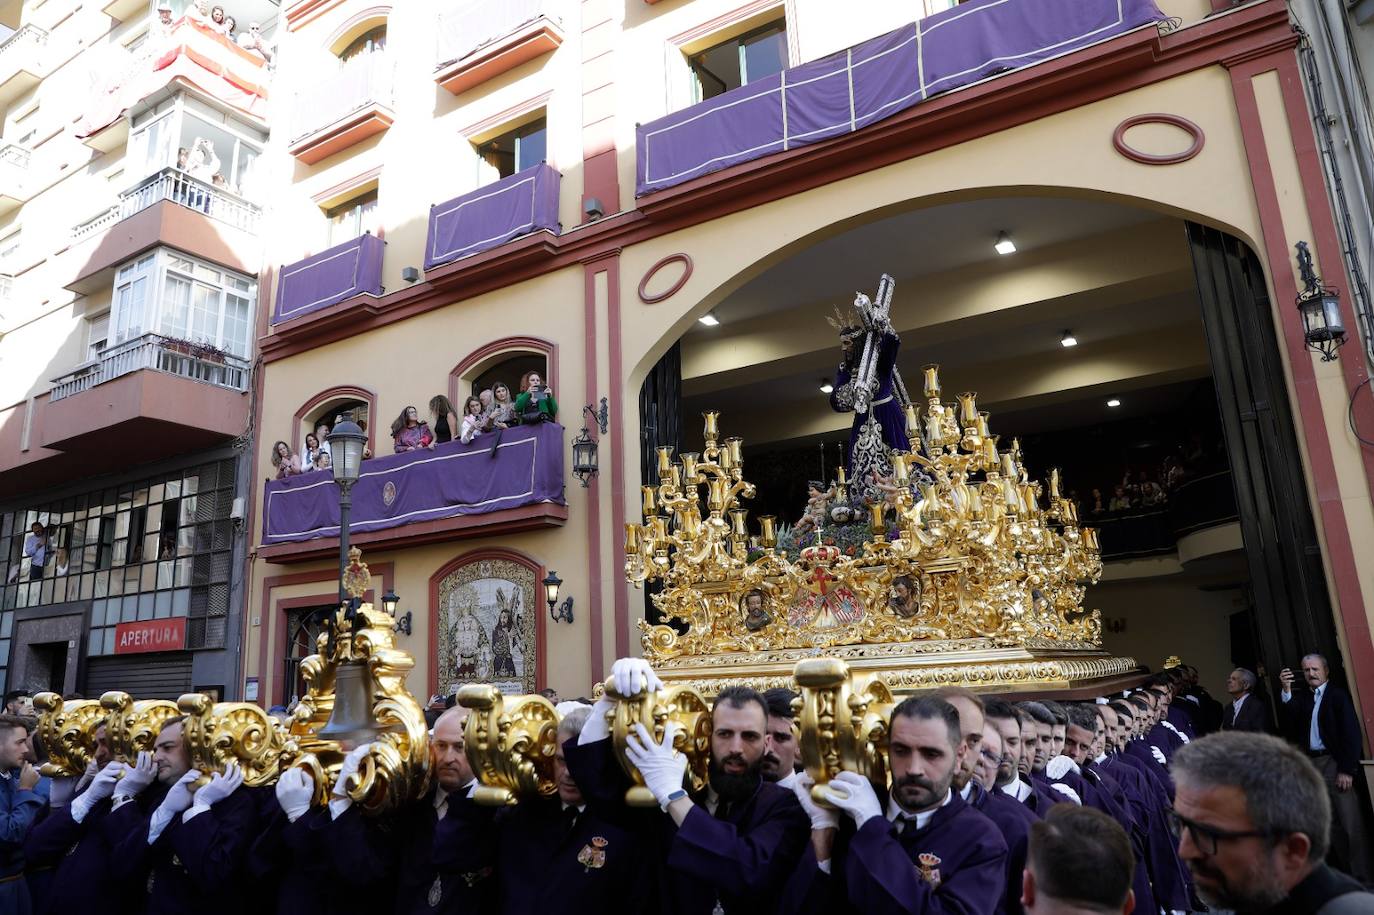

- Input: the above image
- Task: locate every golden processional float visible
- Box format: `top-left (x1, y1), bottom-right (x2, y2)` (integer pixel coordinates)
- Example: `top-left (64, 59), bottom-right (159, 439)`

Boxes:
top-left (34, 275), bottom-right (1146, 808)
top-left (34, 550), bottom-right (432, 809)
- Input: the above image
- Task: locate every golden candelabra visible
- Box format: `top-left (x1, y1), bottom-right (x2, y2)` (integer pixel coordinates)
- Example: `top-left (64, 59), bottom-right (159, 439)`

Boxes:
top-left (458, 685), bottom-right (560, 806)
top-left (626, 368), bottom-right (1138, 694)
top-left (33, 693), bottom-right (105, 777)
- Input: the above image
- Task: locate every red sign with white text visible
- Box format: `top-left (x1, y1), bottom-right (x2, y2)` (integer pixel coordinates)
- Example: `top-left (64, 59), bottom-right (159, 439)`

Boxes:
top-left (113, 618), bottom-right (187, 654)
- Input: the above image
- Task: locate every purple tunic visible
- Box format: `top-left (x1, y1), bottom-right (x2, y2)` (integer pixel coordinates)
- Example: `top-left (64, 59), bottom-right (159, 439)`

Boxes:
top-left (1092, 758), bottom-right (1191, 911)
top-left (783, 787), bottom-right (1008, 915)
top-left (967, 781), bottom-right (1036, 915)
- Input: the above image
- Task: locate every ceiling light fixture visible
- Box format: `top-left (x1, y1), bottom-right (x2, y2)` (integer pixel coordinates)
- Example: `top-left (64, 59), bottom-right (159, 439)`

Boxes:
top-left (1107, 398), bottom-right (1121, 408)
top-left (994, 231), bottom-right (1016, 255)
top-left (1060, 330), bottom-right (1078, 348)
top-left (698, 312), bottom-right (720, 327)
top-left (819, 379), bottom-right (834, 394)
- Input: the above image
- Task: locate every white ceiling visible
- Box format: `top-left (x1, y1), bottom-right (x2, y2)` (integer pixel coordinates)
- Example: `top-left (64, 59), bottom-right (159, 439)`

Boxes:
top-left (700, 196), bottom-right (1164, 326)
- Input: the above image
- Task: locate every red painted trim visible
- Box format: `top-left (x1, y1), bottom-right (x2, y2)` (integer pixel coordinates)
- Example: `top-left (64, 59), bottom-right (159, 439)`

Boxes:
top-left (257, 502), bottom-right (569, 564)
top-left (287, 106), bottom-right (394, 166)
top-left (1227, 57), bottom-right (1374, 740)
top-left (258, 2), bottom-right (1298, 363)
top-left (256, 562), bottom-right (394, 705)
top-left (427, 547), bottom-right (547, 697)
top-left (271, 591), bottom-right (355, 703)
top-left (1111, 113), bottom-right (1205, 165)
top-left (637, 253), bottom-right (694, 304)
top-left (602, 255), bottom-right (629, 658)
top-left (448, 335), bottom-right (559, 407)
top-left (292, 384), bottom-right (378, 456)
top-left (284, 0), bottom-right (347, 31)
top-left (583, 262), bottom-right (604, 680)
top-left (435, 22), bottom-right (563, 97)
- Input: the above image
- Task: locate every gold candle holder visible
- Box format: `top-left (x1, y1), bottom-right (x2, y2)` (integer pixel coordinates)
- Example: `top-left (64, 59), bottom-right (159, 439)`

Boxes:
top-left (923, 364), bottom-right (941, 400)
top-left (1000, 452), bottom-right (1017, 478)
top-left (759, 515), bottom-right (776, 547)
top-left (702, 411), bottom-right (720, 440)
top-left (836, 466), bottom-right (847, 485)
top-left (957, 392), bottom-right (978, 426)
top-left (976, 412), bottom-right (990, 439)
top-left (1048, 468), bottom-right (1062, 502)
top-left (726, 437), bottom-right (743, 466)
top-left (982, 437), bottom-right (999, 470)
top-left (892, 452), bottom-right (910, 484)
top-left (681, 452), bottom-right (699, 481)
top-left (708, 478), bottom-right (727, 511)
top-left (730, 509), bottom-right (749, 538)
top-left (669, 465), bottom-right (681, 489)
top-left (641, 486), bottom-right (656, 517)
top-left (719, 446), bottom-right (735, 471)
top-left (904, 403), bottom-right (920, 436)
top-left (625, 524), bottom-right (640, 554)
top-left (651, 517), bottom-right (668, 541)
top-left (656, 446), bottom-right (673, 476)
top-left (869, 502), bottom-right (886, 535)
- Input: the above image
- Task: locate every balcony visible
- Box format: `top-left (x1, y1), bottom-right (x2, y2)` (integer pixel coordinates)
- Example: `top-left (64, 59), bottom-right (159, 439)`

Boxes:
top-left (635, 0), bottom-right (1160, 195)
top-left (0, 334), bottom-right (250, 499)
top-left (1095, 471), bottom-right (1240, 563)
top-left (0, 25), bottom-right (47, 109)
top-left (258, 422), bottom-right (568, 563)
top-left (67, 168), bottom-right (263, 294)
top-left (424, 163), bottom-right (560, 271)
top-left (270, 232), bottom-right (384, 326)
top-left (103, 0), bottom-right (150, 20)
top-left (434, 0), bottom-right (563, 96)
top-left (0, 142), bottom-right (30, 216)
top-left (288, 52), bottom-right (393, 165)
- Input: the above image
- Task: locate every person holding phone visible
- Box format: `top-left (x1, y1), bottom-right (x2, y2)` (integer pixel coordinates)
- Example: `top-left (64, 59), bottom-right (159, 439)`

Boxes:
top-left (1279, 655), bottom-right (1373, 882)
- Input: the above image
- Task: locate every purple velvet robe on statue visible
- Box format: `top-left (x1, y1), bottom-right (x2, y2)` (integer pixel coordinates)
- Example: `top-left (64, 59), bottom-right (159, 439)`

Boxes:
top-left (830, 331), bottom-right (911, 483)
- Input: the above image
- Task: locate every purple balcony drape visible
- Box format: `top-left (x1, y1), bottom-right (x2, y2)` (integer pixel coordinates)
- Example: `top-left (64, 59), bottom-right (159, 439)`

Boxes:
top-left (424, 163), bottom-right (560, 270)
top-left (271, 233), bottom-right (384, 325)
top-left (262, 422), bottom-right (566, 544)
top-left (636, 0), bottom-right (1162, 195)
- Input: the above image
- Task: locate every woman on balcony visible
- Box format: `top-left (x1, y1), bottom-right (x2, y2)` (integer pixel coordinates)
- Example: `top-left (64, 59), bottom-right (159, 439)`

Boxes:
top-left (459, 396), bottom-right (485, 445)
top-left (429, 394), bottom-right (458, 444)
top-left (514, 371), bottom-right (557, 423)
top-left (391, 406), bottom-right (435, 453)
top-left (271, 441), bottom-right (303, 479)
top-left (489, 382), bottom-right (517, 429)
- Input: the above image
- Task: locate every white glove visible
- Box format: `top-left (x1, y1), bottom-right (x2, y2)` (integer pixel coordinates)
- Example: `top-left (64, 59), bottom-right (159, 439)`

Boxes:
top-left (577, 698), bottom-right (614, 745)
top-left (275, 768), bottom-right (314, 822)
top-left (192, 762), bottom-right (243, 808)
top-left (49, 776), bottom-right (79, 809)
top-left (611, 657), bottom-right (663, 698)
top-left (793, 773), bottom-right (840, 832)
top-left (1150, 746), bottom-right (1167, 765)
top-left (1047, 755), bottom-right (1080, 779)
top-left (623, 723), bottom-right (686, 808)
top-left (149, 770), bottom-right (200, 842)
top-left (821, 771), bottom-right (883, 828)
top-left (329, 743), bottom-right (373, 820)
top-left (114, 751), bottom-right (156, 801)
top-left (71, 762), bottom-right (124, 823)
top-left (1049, 782), bottom-right (1082, 804)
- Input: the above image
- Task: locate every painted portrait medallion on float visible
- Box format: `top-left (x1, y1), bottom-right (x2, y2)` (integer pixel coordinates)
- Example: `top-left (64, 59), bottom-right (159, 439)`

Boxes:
top-left (436, 558), bottom-right (536, 696)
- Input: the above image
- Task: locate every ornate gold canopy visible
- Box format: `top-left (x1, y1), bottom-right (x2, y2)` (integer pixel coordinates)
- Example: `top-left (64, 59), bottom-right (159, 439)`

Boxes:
top-left (626, 371), bottom-right (1141, 695)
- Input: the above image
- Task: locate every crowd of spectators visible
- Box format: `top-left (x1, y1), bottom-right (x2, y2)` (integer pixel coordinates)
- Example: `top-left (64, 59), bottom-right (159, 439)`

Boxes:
top-left (270, 371), bottom-right (559, 480)
top-left (1073, 433), bottom-right (1228, 518)
top-left (159, 0), bottom-right (274, 63)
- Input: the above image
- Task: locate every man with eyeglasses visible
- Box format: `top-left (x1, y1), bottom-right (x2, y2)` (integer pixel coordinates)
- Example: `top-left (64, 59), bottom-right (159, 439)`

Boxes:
top-left (1172, 731), bottom-right (1374, 913)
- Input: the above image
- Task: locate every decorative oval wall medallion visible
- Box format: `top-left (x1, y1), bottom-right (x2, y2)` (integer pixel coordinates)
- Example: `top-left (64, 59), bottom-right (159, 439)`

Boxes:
top-left (1112, 114), bottom-right (1205, 165)
top-left (638, 253), bottom-right (694, 304)
top-left (382, 481), bottom-right (397, 507)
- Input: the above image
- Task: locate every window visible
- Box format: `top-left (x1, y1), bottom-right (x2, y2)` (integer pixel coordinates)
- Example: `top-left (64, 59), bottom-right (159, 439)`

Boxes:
top-left (340, 25), bottom-right (386, 62)
top-left (128, 96), bottom-right (266, 197)
top-left (689, 21), bottom-right (787, 102)
top-left (479, 118), bottom-right (547, 181)
top-left (86, 313), bottom-right (110, 361)
top-left (0, 231), bottom-right (21, 266)
top-left (109, 250), bottom-right (256, 358)
top-left (326, 189), bottom-right (379, 247)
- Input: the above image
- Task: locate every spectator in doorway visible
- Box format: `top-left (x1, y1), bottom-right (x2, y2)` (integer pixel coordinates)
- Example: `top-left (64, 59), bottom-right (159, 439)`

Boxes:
top-left (3, 692), bottom-right (32, 717)
top-left (391, 406), bottom-right (434, 453)
top-left (459, 396), bottom-right (485, 445)
top-left (1222, 668), bottom-right (1273, 733)
top-left (22, 523), bottom-right (48, 581)
top-left (302, 432), bottom-right (323, 469)
top-left (271, 441), bottom-right (302, 479)
top-left (514, 371), bottom-right (557, 423)
top-left (489, 382), bottom-right (517, 429)
top-left (1108, 484), bottom-right (1132, 512)
top-left (429, 395), bottom-right (458, 445)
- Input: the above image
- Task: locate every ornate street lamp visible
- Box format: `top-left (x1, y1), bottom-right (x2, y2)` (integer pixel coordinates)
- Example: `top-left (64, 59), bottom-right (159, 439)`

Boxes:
top-left (571, 398), bottom-right (610, 488)
top-left (1295, 241), bottom-right (1348, 362)
top-left (327, 418), bottom-right (368, 612)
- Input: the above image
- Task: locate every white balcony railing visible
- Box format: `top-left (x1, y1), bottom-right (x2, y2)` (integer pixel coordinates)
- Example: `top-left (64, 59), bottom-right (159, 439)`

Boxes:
top-left (71, 167), bottom-right (263, 243)
top-left (0, 142), bottom-right (29, 194)
top-left (437, 0), bottom-right (561, 67)
top-left (49, 332), bottom-right (251, 402)
top-left (0, 23), bottom-right (47, 75)
top-left (291, 51), bottom-right (393, 143)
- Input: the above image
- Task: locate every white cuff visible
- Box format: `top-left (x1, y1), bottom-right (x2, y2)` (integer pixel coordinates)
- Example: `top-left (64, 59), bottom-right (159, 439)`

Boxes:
top-left (1049, 783), bottom-right (1082, 805)
top-left (328, 797), bottom-right (352, 821)
top-left (183, 805), bottom-right (210, 823)
top-left (148, 807), bottom-right (176, 844)
top-left (817, 858), bottom-right (832, 874)
top-left (70, 796), bottom-right (95, 824)
top-left (111, 796), bottom-right (135, 810)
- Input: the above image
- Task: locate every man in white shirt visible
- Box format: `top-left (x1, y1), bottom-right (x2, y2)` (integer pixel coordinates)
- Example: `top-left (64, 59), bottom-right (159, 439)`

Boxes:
top-left (22, 522), bottom-right (47, 581)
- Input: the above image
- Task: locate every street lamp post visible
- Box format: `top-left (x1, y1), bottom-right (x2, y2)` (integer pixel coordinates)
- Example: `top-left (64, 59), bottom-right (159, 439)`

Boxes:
top-left (327, 418), bottom-right (369, 613)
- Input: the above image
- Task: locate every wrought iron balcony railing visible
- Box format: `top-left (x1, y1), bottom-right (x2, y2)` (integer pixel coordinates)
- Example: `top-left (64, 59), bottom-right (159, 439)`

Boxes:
top-left (49, 333), bottom-right (250, 402)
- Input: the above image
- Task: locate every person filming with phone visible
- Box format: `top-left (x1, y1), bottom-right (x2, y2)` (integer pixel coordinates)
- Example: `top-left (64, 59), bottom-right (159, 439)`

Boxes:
top-left (1279, 654), bottom-right (1373, 883)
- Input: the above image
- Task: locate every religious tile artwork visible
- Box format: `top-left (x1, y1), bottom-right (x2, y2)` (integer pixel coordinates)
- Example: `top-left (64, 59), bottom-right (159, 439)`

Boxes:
top-left (436, 558), bottom-right (536, 696)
